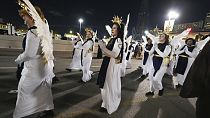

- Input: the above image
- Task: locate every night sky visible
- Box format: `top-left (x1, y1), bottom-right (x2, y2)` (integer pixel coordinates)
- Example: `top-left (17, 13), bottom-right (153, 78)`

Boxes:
top-left (0, 0), bottom-right (210, 38)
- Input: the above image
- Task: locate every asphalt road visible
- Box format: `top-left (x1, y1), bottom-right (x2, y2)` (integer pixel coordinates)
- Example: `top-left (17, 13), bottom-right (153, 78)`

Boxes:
top-left (0, 49), bottom-right (196, 118)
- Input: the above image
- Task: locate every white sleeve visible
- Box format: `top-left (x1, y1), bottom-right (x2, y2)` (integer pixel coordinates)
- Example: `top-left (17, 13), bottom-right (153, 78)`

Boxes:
top-left (101, 38), bottom-right (122, 58)
top-left (146, 32), bottom-right (159, 44)
top-left (175, 49), bottom-right (185, 55)
top-left (149, 44), bottom-right (155, 55)
top-left (15, 31), bottom-right (40, 64)
top-left (155, 45), bottom-right (171, 58)
top-left (185, 47), bottom-right (199, 58)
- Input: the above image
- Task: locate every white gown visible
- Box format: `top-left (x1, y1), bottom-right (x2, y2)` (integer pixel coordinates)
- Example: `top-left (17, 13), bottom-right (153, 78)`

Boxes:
top-left (13, 28), bottom-right (54, 118)
top-left (126, 44), bottom-right (135, 69)
top-left (174, 46), bottom-right (199, 85)
top-left (100, 38), bottom-right (122, 114)
top-left (141, 44), bottom-right (153, 75)
top-left (149, 44), bottom-right (171, 91)
top-left (68, 40), bottom-right (82, 70)
top-left (81, 39), bottom-right (94, 82)
top-left (172, 37), bottom-right (210, 86)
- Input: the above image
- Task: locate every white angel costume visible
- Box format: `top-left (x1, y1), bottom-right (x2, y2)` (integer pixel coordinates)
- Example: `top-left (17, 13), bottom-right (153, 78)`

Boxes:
top-left (126, 42), bottom-right (136, 69)
top-left (13, 27), bottom-right (54, 118)
top-left (67, 39), bottom-right (82, 70)
top-left (148, 43), bottom-right (171, 92)
top-left (81, 38), bottom-right (94, 82)
top-left (141, 36), bottom-right (153, 76)
top-left (97, 38), bottom-right (123, 114)
top-left (173, 37), bottom-right (210, 86)
top-left (14, 1), bottom-right (54, 117)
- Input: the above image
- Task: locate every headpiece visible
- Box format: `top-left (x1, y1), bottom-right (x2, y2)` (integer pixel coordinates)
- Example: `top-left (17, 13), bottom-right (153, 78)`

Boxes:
top-left (111, 16), bottom-right (123, 27)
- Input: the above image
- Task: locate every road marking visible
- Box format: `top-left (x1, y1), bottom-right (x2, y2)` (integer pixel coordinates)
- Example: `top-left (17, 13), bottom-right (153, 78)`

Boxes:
top-left (52, 81), bottom-right (74, 88)
top-left (53, 85), bottom-right (83, 99)
top-left (0, 67), bottom-right (16, 69)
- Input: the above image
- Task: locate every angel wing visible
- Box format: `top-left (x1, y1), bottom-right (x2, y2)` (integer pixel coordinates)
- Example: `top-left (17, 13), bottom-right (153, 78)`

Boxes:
top-left (126, 35), bottom-right (132, 44)
top-left (18, 0), bottom-right (54, 62)
top-left (124, 13), bottom-right (130, 40)
top-left (145, 31), bottom-right (159, 44)
top-left (105, 25), bottom-right (112, 36)
top-left (170, 28), bottom-right (191, 47)
top-left (93, 30), bottom-right (97, 42)
top-left (196, 36), bottom-right (210, 51)
top-left (76, 32), bottom-right (84, 44)
top-left (142, 36), bottom-right (148, 44)
top-left (125, 35), bottom-right (132, 53)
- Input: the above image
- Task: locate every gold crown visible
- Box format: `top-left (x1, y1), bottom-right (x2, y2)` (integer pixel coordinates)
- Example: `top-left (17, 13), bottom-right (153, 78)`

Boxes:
top-left (111, 16), bottom-right (123, 26)
top-left (18, 0), bottom-right (28, 11)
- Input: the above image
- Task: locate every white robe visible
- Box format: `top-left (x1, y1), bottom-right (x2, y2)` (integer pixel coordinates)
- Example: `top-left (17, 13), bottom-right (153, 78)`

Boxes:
top-left (126, 44), bottom-right (135, 69)
top-left (68, 40), bottom-right (82, 70)
top-left (120, 51), bottom-right (127, 77)
top-left (141, 44), bottom-right (153, 75)
top-left (174, 46), bottom-right (199, 85)
top-left (81, 39), bottom-right (94, 82)
top-left (13, 29), bottom-right (54, 118)
top-left (149, 44), bottom-right (171, 91)
top-left (100, 38), bottom-right (122, 114)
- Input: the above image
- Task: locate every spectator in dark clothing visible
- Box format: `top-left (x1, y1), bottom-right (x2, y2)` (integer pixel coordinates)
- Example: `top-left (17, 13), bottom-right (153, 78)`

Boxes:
top-left (180, 36), bottom-right (210, 118)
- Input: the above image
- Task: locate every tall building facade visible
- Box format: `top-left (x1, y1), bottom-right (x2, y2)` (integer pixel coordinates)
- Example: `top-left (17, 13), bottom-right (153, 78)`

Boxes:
top-left (133, 0), bottom-right (149, 41)
top-left (204, 12), bottom-right (210, 30)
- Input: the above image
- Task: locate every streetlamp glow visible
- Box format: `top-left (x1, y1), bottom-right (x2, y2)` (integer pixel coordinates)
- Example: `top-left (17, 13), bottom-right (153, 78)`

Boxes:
top-left (78, 18), bottom-right (84, 33)
top-left (144, 30), bottom-right (149, 35)
top-left (165, 10), bottom-right (179, 32)
top-left (69, 30), bottom-right (73, 34)
top-left (168, 11), bottom-right (179, 19)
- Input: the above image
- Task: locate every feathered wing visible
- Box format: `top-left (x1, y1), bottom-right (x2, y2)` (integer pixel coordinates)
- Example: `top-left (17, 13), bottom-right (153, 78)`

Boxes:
top-left (93, 30), bottom-right (97, 42)
top-left (170, 29), bottom-right (190, 47)
top-left (18, 0), bottom-right (54, 62)
top-left (125, 35), bottom-right (132, 53)
top-left (145, 31), bottom-right (159, 44)
top-left (142, 35), bottom-right (148, 45)
top-left (105, 25), bottom-right (112, 36)
top-left (196, 36), bottom-right (210, 51)
top-left (92, 30), bottom-right (97, 52)
top-left (124, 14), bottom-right (130, 40)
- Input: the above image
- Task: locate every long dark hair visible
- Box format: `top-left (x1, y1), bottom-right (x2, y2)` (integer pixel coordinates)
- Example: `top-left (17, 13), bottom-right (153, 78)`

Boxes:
top-left (112, 23), bottom-right (124, 39)
top-left (112, 22), bottom-right (124, 63)
top-left (162, 33), bottom-right (169, 44)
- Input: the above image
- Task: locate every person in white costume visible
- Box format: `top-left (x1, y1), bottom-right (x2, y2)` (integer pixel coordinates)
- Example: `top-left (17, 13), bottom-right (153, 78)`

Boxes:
top-left (126, 41), bottom-right (136, 69)
top-left (145, 33), bottom-right (171, 96)
top-left (13, 3), bottom-right (54, 118)
top-left (173, 35), bottom-right (210, 88)
top-left (66, 37), bottom-right (83, 71)
top-left (145, 29), bottom-right (191, 90)
top-left (80, 28), bottom-right (95, 82)
top-left (140, 36), bottom-right (153, 79)
top-left (173, 38), bottom-right (199, 87)
top-left (97, 16), bottom-right (124, 114)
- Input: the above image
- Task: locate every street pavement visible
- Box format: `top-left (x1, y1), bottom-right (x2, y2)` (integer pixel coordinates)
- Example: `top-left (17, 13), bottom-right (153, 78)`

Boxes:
top-left (0, 49), bottom-right (196, 118)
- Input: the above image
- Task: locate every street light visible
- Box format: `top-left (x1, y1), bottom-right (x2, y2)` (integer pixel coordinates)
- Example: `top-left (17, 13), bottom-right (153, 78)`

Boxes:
top-left (78, 18), bottom-right (84, 33)
top-left (168, 11), bottom-right (179, 20)
top-left (69, 30), bottom-right (73, 34)
top-left (165, 10), bottom-right (179, 32)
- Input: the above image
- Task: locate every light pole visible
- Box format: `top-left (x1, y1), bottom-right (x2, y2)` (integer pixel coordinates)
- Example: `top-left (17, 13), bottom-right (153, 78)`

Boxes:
top-left (78, 18), bottom-right (84, 33)
top-left (166, 10), bottom-right (179, 32)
